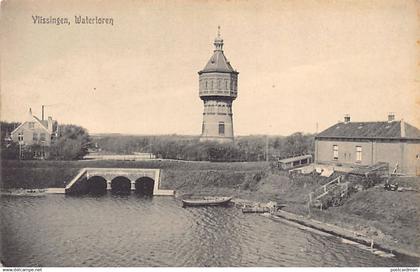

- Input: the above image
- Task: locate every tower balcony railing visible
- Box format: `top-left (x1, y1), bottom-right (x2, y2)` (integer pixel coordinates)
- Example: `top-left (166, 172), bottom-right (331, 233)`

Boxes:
top-left (199, 89), bottom-right (237, 98)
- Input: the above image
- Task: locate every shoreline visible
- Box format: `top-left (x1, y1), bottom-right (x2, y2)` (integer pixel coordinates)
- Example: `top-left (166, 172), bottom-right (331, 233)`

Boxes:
top-left (229, 197), bottom-right (420, 261)
top-left (2, 159), bottom-right (419, 262)
top-left (1, 186), bottom-right (419, 262)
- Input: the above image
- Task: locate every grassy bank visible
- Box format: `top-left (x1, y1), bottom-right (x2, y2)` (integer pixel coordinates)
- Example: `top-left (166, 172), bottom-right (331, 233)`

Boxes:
top-left (1, 159), bottom-right (418, 255)
top-left (0, 159), bottom-right (269, 189)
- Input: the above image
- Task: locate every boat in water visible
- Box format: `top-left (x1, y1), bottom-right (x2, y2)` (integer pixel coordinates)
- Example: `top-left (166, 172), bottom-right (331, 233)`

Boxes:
top-left (182, 196), bottom-right (232, 207)
top-left (242, 206), bottom-right (271, 213)
top-left (241, 202), bottom-right (287, 213)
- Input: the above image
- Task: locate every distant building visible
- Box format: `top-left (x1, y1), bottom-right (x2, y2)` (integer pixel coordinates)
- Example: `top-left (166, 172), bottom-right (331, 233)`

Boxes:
top-left (198, 27), bottom-right (239, 143)
top-left (315, 114), bottom-right (420, 175)
top-left (278, 154), bottom-right (313, 170)
top-left (10, 108), bottom-right (57, 158)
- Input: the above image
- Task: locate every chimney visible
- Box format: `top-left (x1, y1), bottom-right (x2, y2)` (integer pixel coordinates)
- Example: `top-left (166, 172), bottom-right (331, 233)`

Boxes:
top-left (388, 112), bottom-right (395, 122)
top-left (344, 114), bottom-right (351, 124)
top-left (401, 119), bottom-right (406, 138)
top-left (42, 105), bottom-right (45, 121)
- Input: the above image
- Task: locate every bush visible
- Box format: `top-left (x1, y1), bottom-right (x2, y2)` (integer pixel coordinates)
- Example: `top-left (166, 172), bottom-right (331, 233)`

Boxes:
top-left (49, 124), bottom-right (91, 160)
top-left (93, 133), bottom-right (316, 162)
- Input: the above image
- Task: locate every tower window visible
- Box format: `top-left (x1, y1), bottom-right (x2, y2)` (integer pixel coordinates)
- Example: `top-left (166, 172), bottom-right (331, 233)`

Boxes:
top-left (202, 122), bottom-right (205, 134)
top-left (205, 81), bottom-right (208, 90)
top-left (219, 122), bottom-right (225, 136)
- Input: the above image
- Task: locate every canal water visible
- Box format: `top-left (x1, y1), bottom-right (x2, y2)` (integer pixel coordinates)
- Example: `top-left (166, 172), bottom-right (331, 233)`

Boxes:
top-left (1, 194), bottom-right (418, 267)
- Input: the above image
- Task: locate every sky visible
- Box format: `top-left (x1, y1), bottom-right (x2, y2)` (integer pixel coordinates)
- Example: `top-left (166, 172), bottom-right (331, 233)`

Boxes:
top-left (1, 0), bottom-right (419, 136)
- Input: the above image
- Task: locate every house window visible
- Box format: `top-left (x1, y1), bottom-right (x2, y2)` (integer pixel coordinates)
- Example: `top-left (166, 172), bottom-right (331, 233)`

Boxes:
top-left (333, 145), bottom-right (338, 160)
top-left (28, 122), bottom-right (34, 129)
top-left (18, 133), bottom-right (24, 142)
top-left (33, 133), bottom-right (38, 141)
top-left (40, 133), bottom-right (46, 142)
top-left (219, 122), bottom-right (225, 136)
top-left (356, 146), bottom-right (362, 162)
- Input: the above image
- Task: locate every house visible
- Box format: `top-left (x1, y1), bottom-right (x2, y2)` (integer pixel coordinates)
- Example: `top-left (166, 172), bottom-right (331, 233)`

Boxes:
top-left (10, 108), bottom-right (57, 158)
top-left (315, 114), bottom-right (420, 176)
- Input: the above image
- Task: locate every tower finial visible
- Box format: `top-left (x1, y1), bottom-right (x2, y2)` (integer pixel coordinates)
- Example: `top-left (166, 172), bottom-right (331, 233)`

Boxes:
top-left (214, 26), bottom-right (223, 51)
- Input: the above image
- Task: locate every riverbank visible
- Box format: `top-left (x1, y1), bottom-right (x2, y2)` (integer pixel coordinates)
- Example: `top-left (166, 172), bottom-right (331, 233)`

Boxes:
top-left (0, 159), bottom-right (268, 189)
top-left (1, 159), bottom-right (419, 260)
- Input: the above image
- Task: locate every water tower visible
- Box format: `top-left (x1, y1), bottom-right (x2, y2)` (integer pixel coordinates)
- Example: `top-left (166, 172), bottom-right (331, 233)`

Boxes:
top-left (198, 27), bottom-right (239, 143)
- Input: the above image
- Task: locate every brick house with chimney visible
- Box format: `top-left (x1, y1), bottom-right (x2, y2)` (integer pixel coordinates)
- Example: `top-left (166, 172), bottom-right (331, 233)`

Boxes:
top-left (10, 108), bottom-right (57, 159)
top-left (315, 114), bottom-right (420, 176)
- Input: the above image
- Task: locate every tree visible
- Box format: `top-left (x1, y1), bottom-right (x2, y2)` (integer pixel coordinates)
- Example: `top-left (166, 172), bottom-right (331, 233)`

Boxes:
top-left (50, 124), bottom-right (91, 160)
top-left (282, 132), bottom-right (315, 157)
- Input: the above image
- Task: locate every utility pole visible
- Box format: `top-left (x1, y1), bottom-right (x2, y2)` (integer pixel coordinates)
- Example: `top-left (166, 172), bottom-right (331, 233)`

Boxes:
top-left (19, 141), bottom-right (23, 160)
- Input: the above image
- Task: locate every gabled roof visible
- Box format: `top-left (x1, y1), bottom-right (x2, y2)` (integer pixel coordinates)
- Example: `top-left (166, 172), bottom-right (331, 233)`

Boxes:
top-left (316, 121), bottom-right (420, 140)
top-left (11, 114), bottom-right (50, 135)
top-left (33, 116), bottom-right (49, 130)
top-left (199, 50), bottom-right (237, 74)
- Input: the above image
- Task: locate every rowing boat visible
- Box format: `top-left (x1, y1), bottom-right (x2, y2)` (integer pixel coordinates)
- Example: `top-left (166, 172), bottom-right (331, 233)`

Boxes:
top-left (182, 196), bottom-right (232, 207)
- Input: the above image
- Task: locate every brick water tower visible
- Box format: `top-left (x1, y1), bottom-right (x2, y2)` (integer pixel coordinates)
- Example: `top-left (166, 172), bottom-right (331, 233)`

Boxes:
top-left (198, 27), bottom-right (239, 143)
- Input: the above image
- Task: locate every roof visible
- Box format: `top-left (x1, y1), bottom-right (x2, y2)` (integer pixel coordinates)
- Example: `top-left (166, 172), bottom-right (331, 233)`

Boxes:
top-left (199, 50), bottom-right (237, 74)
top-left (279, 154), bottom-right (312, 163)
top-left (11, 114), bottom-right (50, 135)
top-left (199, 29), bottom-right (238, 74)
top-left (33, 116), bottom-right (48, 130)
top-left (316, 121), bottom-right (420, 140)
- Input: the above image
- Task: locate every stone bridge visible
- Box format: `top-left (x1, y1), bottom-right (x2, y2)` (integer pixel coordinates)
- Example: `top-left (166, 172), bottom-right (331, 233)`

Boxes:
top-left (65, 168), bottom-right (174, 196)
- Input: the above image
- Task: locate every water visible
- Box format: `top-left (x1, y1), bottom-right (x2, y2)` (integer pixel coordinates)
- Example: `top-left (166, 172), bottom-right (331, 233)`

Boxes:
top-left (1, 194), bottom-right (418, 267)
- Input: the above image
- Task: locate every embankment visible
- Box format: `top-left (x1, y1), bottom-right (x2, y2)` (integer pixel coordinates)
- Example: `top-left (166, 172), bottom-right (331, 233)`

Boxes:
top-left (0, 159), bottom-right (269, 189)
top-left (1, 159), bottom-right (419, 257)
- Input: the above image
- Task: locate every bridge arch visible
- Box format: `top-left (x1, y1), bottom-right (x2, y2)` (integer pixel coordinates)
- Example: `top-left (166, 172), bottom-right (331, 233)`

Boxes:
top-left (111, 176), bottom-right (132, 194)
top-left (135, 177), bottom-right (155, 196)
top-left (87, 176), bottom-right (107, 195)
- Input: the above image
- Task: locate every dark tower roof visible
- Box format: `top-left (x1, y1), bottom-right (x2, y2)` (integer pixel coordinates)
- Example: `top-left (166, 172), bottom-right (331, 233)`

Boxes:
top-left (198, 27), bottom-right (238, 74)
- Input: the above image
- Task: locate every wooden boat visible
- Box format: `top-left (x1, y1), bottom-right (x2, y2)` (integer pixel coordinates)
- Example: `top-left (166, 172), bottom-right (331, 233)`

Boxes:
top-left (241, 203), bottom-right (288, 213)
top-left (182, 196), bottom-right (232, 207)
top-left (242, 206), bottom-right (270, 213)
